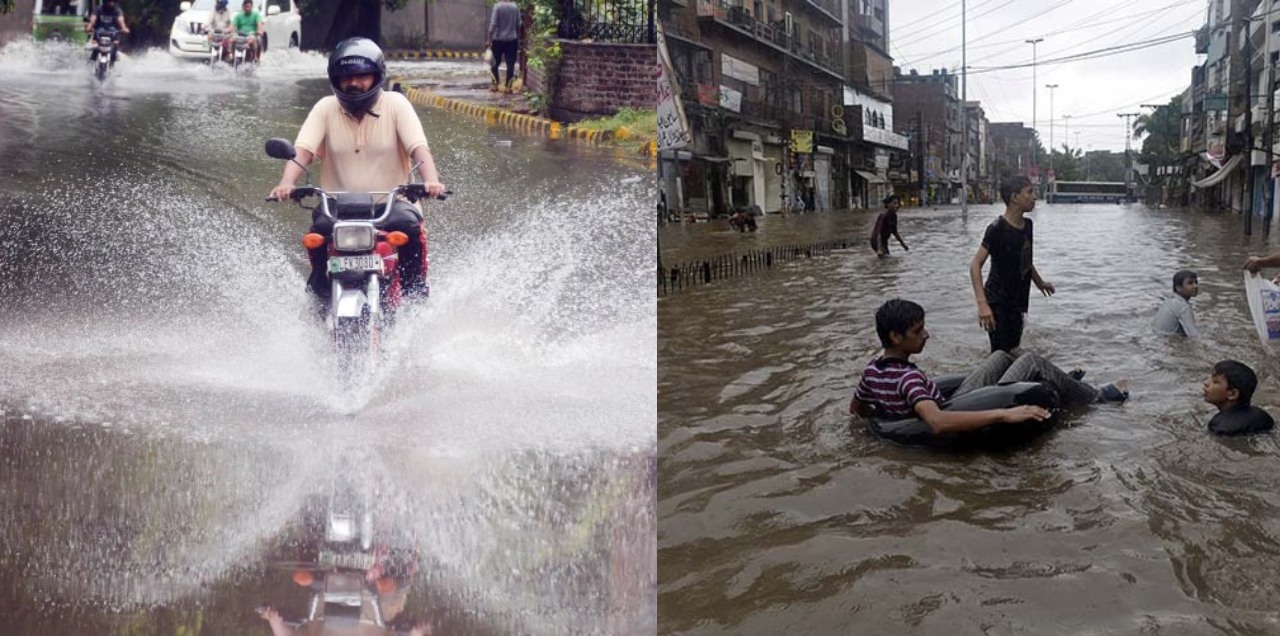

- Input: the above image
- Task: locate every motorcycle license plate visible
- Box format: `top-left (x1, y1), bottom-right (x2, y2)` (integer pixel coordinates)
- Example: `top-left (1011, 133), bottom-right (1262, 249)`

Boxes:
top-left (329, 255), bottom-right (382, 273)
top-left (319, 550), bottom-right (376, 570)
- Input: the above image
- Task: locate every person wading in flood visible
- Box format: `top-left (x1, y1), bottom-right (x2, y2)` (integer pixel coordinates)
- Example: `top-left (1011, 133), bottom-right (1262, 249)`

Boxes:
top-left (869, 194), bottom-right (909, 258)
top-left (969, 175), bottom-right (1056, 353)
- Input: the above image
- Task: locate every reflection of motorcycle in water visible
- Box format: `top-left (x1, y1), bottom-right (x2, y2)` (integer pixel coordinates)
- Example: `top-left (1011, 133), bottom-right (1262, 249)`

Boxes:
top-left (264, 138), bottom-right (446, 378)
top-left (259, 475), bottom-right (425, 634)
top-left (89, 27), bottom-right (118, 81)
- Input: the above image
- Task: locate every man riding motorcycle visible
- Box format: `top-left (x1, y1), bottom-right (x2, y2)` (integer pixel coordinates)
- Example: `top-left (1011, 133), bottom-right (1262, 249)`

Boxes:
top-left (268, 38), bottom-right (446, 304)
top-left (206, 0), bottom-right (235, 62)
top-left (231, 0), bottom-right (264, 63)
top-left (84, 0), bottom-right (129, 63)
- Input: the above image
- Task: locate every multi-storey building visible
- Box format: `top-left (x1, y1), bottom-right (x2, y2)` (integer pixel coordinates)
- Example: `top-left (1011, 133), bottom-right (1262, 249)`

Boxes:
top-left (892, 67), bottom-right (961, 204)
top-left (659, 0), bottom-right (852, 216)
top-left (988, 122), bottom-right (1036, 187)
top-left (964, 101), bottom-right (991, 203)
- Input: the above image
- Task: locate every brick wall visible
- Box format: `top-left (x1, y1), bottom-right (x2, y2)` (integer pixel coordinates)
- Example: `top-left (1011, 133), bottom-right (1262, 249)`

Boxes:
top-left (548, 40), bottom-right (655, 121)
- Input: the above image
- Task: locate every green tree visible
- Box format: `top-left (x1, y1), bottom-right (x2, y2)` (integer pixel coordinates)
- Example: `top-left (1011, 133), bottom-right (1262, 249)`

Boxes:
top-left (1133, 96), bottom-right (1182, 168)
top-left (1049, 143), bottom-right (1084, 181)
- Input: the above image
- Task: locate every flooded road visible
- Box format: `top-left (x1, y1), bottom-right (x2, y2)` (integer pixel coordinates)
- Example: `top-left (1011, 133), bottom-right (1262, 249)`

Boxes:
top-left (0, 42), bottom-right (655, 634)
top-left (659, 202), bottom-right (1280, 633)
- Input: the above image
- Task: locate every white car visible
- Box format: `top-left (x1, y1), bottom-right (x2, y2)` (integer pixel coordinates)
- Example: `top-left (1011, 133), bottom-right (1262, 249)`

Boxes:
top-left (168, 0), bottom-right (301, 61)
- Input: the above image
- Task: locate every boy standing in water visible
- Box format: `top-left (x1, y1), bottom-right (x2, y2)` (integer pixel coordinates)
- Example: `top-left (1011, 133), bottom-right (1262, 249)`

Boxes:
top-left (1152, 270), bottom-right (1200, 336)
top-left (870, 194), bottom-right (909, 257)
top-left (969, 175), bottom-right (1055, 352)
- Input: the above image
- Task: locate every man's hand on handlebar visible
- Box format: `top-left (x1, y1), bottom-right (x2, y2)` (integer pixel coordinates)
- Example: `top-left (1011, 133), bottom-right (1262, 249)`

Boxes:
top-left (267, 183), bottom-right (294, 202)
top-left (425, 182), bottom-right (445, 198)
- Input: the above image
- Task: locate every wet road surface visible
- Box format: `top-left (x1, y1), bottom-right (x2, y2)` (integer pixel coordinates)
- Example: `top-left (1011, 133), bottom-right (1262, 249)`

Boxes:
top-left (0, 41), bottom-right (655, 634)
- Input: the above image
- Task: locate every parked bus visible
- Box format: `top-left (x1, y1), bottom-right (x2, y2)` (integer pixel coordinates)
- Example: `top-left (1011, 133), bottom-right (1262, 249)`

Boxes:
top-left (1046, 181), bottom-right (1130, 203)
top-left (32, 0), bottom-right (100, 45)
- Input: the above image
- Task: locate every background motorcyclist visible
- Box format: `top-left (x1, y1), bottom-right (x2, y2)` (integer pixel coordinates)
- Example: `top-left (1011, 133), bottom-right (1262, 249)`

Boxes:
top-left (231, 0), bottom-right (265, 63)
top-left (206, 0), bottom-right (235, 62)
top-left (268, 38), bottom-right (446, 304)
top-left (84, 0), bottom-right (129, 63)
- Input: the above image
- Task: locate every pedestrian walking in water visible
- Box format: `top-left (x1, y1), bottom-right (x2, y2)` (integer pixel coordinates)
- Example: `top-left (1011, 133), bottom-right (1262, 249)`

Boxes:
top-left (486, 0), bottom-right (521, 93)
top-left (869, 194), bottom-right (908, 258)
top-left (969, 175), bottom-right (1055, 353)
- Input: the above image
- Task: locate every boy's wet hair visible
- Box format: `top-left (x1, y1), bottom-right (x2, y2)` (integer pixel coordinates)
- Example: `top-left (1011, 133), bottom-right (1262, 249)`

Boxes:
top-left (1173, 269), bottom-right (1197, 293)
top-left (875, 299), bottom-right (924, 347)
top-left (1213, 360), bottom-right (1258, 405)
top-left (883, 194), bottom-right (900, 206)
top-left (1000, 175), bottom-right (1033, 205)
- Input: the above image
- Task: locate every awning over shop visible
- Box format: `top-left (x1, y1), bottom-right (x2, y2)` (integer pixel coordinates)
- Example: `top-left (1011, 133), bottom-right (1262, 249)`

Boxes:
top-left (1190, 153), bottom-right (1243, 189)
top-left (854, 170), bottom-right (886, 184)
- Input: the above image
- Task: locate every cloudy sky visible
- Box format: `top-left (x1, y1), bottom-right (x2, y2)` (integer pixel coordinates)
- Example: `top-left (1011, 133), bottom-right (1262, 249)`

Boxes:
top-left (890, 0), bottom-right (1206, 152)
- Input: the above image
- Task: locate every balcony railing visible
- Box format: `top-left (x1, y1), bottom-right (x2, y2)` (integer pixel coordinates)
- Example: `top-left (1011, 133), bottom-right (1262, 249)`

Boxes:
top-left (558, 0), bottom-right (656, 43)
top-left (696, 0), bottom-right (843, 78)
top-left (801, 0), bottom-right (841, 24)
top-left (1195, 25), bottom-right (1209, 54)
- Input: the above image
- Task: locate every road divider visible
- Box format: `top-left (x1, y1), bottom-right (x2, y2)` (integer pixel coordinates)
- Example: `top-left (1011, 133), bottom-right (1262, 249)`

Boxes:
top-left (385, 50), bottom-right (484, 60)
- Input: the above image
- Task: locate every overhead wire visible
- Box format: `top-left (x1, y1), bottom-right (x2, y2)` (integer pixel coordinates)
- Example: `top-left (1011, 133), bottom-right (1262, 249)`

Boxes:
top-left (903, 0), bottom-right (1199, 64)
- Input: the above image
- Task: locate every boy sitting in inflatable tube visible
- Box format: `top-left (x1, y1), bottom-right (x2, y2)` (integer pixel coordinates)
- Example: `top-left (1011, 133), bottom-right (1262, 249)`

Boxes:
top-left (1203, 360), bottom-right (1275, 436)
top-left (849, 299), bottom-right (1130, 436)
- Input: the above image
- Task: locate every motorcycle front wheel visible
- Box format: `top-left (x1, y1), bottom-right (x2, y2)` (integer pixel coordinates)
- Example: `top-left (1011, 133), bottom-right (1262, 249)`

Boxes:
top-left (332, 314), bottom-right (380, 383)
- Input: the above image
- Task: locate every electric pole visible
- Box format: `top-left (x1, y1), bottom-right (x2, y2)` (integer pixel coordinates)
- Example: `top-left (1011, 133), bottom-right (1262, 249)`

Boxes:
top-left (1245, 15), bottom-right (1255, 236)
top-left (1119, 112), bottom-right (1140, 202)
top-left (917, 111), bottom-right (925, 206)
top-left (961, 0), bottom-right (968, 213)
top-left (1026, 38), bottom-right (1044, 194)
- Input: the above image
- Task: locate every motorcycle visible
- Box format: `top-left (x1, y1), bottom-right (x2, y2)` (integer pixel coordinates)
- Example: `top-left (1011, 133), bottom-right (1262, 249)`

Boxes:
top-left (264, 138), bottom-right (444, 375)
top-left (208, 29), bottom-right (229, 66)
top-left (90, 27), bottom-right (118, 81)
top-left (231, 34), bottom-right (260, 71)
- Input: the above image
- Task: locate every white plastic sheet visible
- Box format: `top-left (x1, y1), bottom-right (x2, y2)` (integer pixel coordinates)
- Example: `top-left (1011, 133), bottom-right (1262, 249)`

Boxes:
top-left (1244, 271), bottom-right (1280, 345)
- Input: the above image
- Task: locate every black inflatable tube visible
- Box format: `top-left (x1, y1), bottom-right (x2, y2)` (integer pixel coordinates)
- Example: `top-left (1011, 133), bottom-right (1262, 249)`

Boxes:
top-left (866, 379), bottom-right (1061, 449)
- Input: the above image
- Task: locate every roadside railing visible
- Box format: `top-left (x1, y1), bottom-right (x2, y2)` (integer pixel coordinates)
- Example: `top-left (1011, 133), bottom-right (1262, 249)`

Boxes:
top-left (658, 238), bottom-right (857, 295)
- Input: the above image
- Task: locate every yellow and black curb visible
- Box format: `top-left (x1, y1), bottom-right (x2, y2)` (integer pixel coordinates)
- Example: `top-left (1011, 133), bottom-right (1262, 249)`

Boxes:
top-left (392, 79), bottom-right (658, 159)
top-left (385, 49), bottom-right (484, 61)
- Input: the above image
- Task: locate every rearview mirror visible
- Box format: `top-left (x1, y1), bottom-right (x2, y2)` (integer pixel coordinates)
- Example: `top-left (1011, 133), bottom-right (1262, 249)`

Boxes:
top-left (267, 5), bottom-right (280, 15)
top-left (180, 1), bottom-right (191, 10)
top-left (264, 138), bottom-right (297, 160)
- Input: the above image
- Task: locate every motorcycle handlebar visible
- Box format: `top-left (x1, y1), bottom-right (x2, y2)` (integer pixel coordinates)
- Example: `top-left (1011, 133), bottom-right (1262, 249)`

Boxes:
top-left (264, 185), bottom-right (451, 211)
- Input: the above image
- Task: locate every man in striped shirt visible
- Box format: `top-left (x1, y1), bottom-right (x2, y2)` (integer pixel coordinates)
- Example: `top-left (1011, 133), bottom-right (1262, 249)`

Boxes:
top-left (850, 299), bottom-right (1050, 434)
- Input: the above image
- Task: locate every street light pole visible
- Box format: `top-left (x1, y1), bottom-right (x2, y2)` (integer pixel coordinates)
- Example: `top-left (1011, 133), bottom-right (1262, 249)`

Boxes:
top-left (1063, 114), bottom-right (1072, 152)
top-left (1026, 38), bottom-right (1044, 193)
top-left (1046, 83), bottom-right (1059, 182)
top-left (961, 0), bottom-right (968, 213)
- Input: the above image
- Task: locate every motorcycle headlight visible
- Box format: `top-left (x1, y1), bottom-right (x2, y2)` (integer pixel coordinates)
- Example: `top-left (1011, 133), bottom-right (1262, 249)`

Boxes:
top-left (333, 225), bottom-right (375, 252)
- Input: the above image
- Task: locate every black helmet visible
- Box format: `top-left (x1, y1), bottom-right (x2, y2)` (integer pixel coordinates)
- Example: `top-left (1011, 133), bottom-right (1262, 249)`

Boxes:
top-left (328, 38), bottom-right (386, 116)
top-left (215, 0), bottom-right (228, 9)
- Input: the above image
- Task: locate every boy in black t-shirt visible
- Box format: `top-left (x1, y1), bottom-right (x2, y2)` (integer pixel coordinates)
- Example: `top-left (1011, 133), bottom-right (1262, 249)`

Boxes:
top-left (969, 175), bottom-right (1055, 352)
